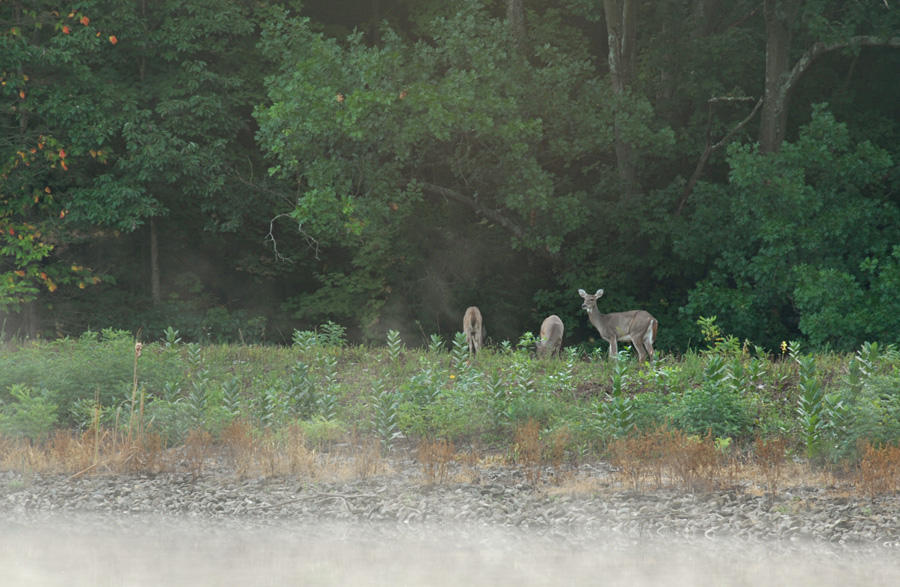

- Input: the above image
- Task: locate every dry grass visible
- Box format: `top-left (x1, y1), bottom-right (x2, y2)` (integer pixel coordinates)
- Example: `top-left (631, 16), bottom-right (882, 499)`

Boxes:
top-left (418, 438), bottom-right (455, 485)
top-left (2, 423), bottom-right (898, 498)
top-left (608, 426), bottom-right (670, 491)
top-left (856, 442), bottom-right (900, 496)
top-left (221, 419), bottom-right (255, 478)
top-left (183, 428), bottom-right (213, 480)
top-left (544, 473), bottom-right (607, 497)
top-left (608, 426), bottom-right (791, 494)
top-left (0, 426), bottom-right (167, 478)
top-left (754, 435), bottom-right (788, 494)
top-left (608, 426), bottom-right (721, 492)
top-left (513, 419), bottom-right (543, 484)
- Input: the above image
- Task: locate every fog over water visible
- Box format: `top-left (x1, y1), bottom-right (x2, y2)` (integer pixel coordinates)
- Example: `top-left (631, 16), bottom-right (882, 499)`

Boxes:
top-left (1, 513), bottom-right (897, 586)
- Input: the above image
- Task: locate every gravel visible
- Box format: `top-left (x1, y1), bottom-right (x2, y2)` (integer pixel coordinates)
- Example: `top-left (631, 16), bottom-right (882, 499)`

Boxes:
top-left (3, 452), bottom-right (900, 586)
top-left (2, 452), bottom-right (898, 549)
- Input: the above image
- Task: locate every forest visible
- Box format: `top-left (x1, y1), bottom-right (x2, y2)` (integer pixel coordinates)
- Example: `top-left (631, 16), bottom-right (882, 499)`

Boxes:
top-left (2, 0), bottom-right (899, 352)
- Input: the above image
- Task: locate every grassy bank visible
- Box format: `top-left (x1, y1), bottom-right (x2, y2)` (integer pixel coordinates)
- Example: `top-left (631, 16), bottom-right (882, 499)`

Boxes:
top-left (1, 324), bottom-right (898, 494)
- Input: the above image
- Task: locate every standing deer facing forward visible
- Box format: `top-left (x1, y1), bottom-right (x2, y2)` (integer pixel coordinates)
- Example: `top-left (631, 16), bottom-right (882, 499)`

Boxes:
top-left (536, 315), bottom-right (564, 359)
top-left (578, 289), bottom-right (657, 362)
top-left (462, 306), bottom-right (484, 356)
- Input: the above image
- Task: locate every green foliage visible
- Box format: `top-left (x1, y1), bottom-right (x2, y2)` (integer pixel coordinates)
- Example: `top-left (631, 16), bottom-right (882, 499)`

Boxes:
top-left (427, 334), bottom-right (444, 355)
top-left (796, 354), bottom-right (827, 460)
top-left (821, 342), bottom-right (900, 461)
top-left (162, 327), bottom-right (182, 347)
top-left (680, 108), bottom-right (898, 349)
top-left (2, 325), bottom-right (900, 468)
top-left (298, 416), bottom-right (346, 449)
top-left (450, 331), bottom-right (470, 372)
top-left (794, 248), bottom-right (900, 350)
top-left (697, 316), bottom-right (742, 357)
top-left (1, 0), bottom-right (274, 312)
top-left (673, 356), bottom-right (754, 440)
top-left (318, 321), bottom-right (348, 347)
top-left (370, 380), bottom-right (399, 452)
top-left (0, 384), bottom-right (58, 442)
top-left (386, 329), bottom-right (404, 362)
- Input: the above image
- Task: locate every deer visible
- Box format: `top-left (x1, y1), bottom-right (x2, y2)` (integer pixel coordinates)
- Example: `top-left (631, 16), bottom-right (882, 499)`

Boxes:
top-left (462, 306), bottom-right (484, 356)
top-left (536, 314), bottom-right (564, 359)
top-left (578, 288), bottom-right (657, 363)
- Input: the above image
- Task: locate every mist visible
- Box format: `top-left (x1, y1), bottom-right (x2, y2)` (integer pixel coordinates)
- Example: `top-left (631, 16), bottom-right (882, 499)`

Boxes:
top-left (2, 513), bottom-right (896, 586)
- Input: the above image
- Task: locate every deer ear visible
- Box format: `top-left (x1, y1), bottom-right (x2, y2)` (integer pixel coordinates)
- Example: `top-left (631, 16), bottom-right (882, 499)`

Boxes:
top-left (595, 289), bottom-right (604, 297)
top-left (578, 289), bottom-right (587, 297)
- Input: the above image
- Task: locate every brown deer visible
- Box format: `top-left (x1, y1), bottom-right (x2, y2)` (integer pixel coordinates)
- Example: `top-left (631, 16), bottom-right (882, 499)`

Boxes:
top-left (536, 314), bottom-right (564, 359)
top-left (578, 288), bottom-right (657, 362)
top-left (462, 306), bottom-right (484, 355)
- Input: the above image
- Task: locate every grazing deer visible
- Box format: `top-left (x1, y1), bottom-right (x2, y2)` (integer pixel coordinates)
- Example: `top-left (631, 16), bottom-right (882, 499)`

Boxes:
top-left (578, 288), bottom-right (657, 362)
top-left (536, 314), bottom-right (564, 359)
top-left (462, 306), bottom-right (484, 355)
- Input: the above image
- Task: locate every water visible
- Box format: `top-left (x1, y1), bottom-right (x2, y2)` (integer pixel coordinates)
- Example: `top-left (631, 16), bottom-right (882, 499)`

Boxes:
top-left (1, 513), bottom-right (897, 586)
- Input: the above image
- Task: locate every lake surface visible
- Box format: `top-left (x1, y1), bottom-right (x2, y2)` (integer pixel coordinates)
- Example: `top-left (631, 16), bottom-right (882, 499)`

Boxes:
top-left (1, 513), bottom-right (897, 586)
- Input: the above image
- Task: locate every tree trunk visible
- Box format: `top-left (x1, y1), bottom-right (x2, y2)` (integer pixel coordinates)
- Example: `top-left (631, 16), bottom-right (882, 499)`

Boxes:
top-left (759, 0), bottom-right (900, 153)
top-left (150, 217), bottom-right (161, 305)
top-left (759, 0), bottom-right (800, 153)
top-left (507, 0), bottom-right (526, 50)
top-left (602, 0), bottom-right (638, 195)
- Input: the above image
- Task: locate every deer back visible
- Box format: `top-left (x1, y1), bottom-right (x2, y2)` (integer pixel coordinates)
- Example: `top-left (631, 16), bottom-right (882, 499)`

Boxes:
top-left (537, 314), bottom-right (564, 358)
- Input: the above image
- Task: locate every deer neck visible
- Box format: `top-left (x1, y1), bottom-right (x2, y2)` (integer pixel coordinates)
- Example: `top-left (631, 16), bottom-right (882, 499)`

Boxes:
top-left (586, 305), bottom-right (610, 333)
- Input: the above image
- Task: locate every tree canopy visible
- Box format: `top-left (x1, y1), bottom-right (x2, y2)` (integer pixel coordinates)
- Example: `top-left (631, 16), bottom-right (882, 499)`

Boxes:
top-left (2, 0), bottom-right (898, 350)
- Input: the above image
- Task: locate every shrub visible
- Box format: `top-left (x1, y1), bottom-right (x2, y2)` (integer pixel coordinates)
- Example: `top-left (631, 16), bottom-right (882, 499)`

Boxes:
top-left (672, 356), bottom-right (754, 440)
top-left (0, 384), bottom-right (58, 442)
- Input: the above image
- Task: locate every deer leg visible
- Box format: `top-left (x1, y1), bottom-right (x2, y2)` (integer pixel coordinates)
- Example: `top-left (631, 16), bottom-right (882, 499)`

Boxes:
top-left (642, 323), bottom-right (655, 363)
top-left (608, 338), bottom-right (618, 360)
top-left (632, 340), bottom-right (647, 363)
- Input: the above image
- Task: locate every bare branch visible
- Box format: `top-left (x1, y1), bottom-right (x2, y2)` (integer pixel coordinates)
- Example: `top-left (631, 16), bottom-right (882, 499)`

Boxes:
top-left (419, 181), bottom-right (527, 241)
top-left (781, 36), bottom-right (900, 106)
top-left (676, 96), bottom-right (763, 216)
top-left (266, 213), bottom-right (320, 262)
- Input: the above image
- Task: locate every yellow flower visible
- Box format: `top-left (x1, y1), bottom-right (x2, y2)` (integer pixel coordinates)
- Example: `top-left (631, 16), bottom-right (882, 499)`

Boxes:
top-left (780, 341), bottom-right (787, 354)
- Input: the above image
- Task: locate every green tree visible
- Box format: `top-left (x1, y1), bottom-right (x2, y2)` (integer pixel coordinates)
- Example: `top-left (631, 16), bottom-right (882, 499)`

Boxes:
top-left (256, 1), bottom-right (630, 339)
top-left (680, 107), bottom-right (897, 348)
top-left (1, 1), bottom-right (114, 309)
top-left (759, 0), bottom-right (900, 153)
top-left (2, 1), bottom-right (291, 338)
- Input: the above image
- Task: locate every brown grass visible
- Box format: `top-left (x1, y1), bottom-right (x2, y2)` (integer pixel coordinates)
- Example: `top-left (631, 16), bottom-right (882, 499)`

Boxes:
top-left (418, 438), bottom-right (455, 484)
top-left (183, 428), bottom-right (213, 480)
top-left (513, 419), bottom-right (543, 484)
top-left (754, 435), bottom-right (787, 494)
top-left (857, 441), bottom-right (900, 496)
top-left (221, 419), bottom-right (255, 478)
top-left (608, 426), bottom-right (722, 492)
top-left (609, 426), bottom-right (738, 493)
top-left (2, 423), bottom-right (898, 498)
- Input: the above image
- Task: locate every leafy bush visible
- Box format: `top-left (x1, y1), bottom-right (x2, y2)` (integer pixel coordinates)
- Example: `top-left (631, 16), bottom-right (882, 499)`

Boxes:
top-left (826, 374), bottom-right (900, 461)
top-left (1, 324), bottom-right (899, 472)
top-left (0, 384), bottom-right (58, 442)
top-left (672, 356), bottom-right (754, 440)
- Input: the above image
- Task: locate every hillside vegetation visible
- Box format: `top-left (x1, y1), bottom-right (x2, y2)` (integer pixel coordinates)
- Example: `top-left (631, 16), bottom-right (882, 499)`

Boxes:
top-left (1, 321), bottom-right (898, 494)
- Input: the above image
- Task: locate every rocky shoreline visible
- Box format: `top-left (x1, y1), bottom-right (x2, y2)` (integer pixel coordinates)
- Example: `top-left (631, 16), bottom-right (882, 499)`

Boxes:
top-left (2, 455), bottom-right (899, 550)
